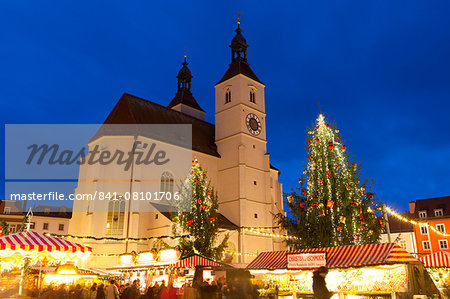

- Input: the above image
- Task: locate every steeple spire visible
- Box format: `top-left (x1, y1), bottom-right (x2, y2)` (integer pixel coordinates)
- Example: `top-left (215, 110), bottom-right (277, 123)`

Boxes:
top-left (177, 50), bottom-right (193, 93)
top-left (168, 52), bottom-right (205, 119)
top-left (230, 13), bottom-right (248, 63)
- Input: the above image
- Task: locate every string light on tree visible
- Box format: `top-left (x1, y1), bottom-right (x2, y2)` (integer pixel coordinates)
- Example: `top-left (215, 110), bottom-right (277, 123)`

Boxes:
top-left (172, 159), bottom-right (229, 260)
top-left (277, 114), bottom-right (384, 249)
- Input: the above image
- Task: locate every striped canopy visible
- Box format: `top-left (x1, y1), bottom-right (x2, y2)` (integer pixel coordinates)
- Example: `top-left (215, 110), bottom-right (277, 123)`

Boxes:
top-left (420, 251), bottom-right (450, 267)
top-left (0, 231), bottom-right (92, 253)
top-left (170, 254), bottom-right (225, 268)
top-left (247, 243), bottom-right (419, 270)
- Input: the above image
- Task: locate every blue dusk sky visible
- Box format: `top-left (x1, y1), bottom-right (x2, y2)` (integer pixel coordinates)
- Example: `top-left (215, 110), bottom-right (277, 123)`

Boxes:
top-left (1, 1), bottom-right (449, 212)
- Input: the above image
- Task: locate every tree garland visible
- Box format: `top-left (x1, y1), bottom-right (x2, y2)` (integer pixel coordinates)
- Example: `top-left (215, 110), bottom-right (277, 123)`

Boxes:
top-left (277, 114), bottom-right (384, 249)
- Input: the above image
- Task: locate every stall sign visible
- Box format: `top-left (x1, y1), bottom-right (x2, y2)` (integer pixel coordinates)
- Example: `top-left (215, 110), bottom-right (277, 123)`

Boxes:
top-left (287, 253), bottom-right (326, 269)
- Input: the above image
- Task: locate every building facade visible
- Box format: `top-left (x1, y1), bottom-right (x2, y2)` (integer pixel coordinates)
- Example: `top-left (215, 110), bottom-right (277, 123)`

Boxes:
top-left (380, 214), bottom-right (417, 255)
top-left (69, 23), bottom-right (286, 267)
top-left (0, 200), bottom-right (71, 235)
top-left (409, 196), bottom-right (450, 255)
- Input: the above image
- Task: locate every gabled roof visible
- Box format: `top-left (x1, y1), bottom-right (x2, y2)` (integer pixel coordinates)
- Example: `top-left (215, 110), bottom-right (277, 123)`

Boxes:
top-left (412, 196), bottom-right (450, 218)
top-left (160, 211), bottom-right (238, 230)
top-left (167, 90), bottom-right (204, 112)
top-left (386, 214), bottom-right (413, 233)
top-left (217, 61), bottom-right (263, 85)
top-left (97, 93), bottom-right (219, 157)
top-left (0, 231), bottom-right (92, 253)
top-left (247, 243), bottom-right (420, 270)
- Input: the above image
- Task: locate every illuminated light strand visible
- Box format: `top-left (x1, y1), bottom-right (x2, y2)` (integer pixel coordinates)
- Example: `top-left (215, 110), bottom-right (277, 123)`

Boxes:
top-left (243, 227), bottom-right (298, 240)
top-left (224, 250), bottom-right (258, 257)
top-left (44, 233), bottom-right (190, 242)
top-left (386, 206), bottom-right (450, 237)
top-left (45, 227), bottom-right (291, 242)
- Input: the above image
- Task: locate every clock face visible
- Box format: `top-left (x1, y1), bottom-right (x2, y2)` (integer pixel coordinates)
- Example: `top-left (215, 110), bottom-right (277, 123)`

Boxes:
top-left (246, 113), bottom-right (262, 136)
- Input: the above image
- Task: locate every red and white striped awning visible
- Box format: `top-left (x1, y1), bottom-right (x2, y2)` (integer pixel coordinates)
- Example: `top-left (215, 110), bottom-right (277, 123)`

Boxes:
top-left (247, 243), bottom-right (420, 270)
top-left (420, 251), bottom-right (450, 267)
top-left (170, 254), bottom-right (225, 268)
top-left (0, 231), bottom-right (92, 253)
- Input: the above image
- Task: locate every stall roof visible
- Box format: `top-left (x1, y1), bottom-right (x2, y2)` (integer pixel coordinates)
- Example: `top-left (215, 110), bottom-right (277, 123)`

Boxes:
top-left (171, 254), bottom-right (230, 268)
top-left (108, 254), bottom-right (231, 270)
top-left (420, 251), bottom-right (450, 267)
top-left (247, 243), bottom-right (420, 270)
top-left (0, 231), bottom-right (92, 253)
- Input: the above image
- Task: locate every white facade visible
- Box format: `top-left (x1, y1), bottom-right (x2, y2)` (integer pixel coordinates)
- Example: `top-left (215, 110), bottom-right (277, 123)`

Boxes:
top-left (380, 232), bottom-right (418, 255)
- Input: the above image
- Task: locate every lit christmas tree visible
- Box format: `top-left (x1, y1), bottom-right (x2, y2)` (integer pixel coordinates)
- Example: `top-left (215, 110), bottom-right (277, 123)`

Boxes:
top-left (277, 114), bottom-right (384, 249)
top-left (173, 159), bottom-right (228, 260)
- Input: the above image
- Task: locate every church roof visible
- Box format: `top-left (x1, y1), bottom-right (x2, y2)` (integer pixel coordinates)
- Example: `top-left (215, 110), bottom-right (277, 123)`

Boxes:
top-left (160, 211), bottom-right (238, 230)
top-left (217, 60), bottom-right (263, 85)
top-left (100, 93), bottom-right (219, 157)
top-left (167, 90), bottom-right (205, 112)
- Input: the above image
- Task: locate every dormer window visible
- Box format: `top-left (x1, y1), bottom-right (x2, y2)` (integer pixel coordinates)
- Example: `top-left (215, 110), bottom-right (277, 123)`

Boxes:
top-left (225, 89), bottom-right (231, 103)
top-left (249, 89), bottom-right (256, 103)
top-left (419, 210), bottom-right (427, 218)
top-left (435, 209), bottom-right (443, 217)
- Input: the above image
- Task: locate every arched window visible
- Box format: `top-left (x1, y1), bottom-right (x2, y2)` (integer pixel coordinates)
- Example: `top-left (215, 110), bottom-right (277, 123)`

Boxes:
top-left (160, 171), bottom-right (174, 194)
top-left (249, 89), bottom-right (256, 103)
top-left (225, 89), bottom-right (231, 103)
top-left (106, 195), bottom-right (125, 236)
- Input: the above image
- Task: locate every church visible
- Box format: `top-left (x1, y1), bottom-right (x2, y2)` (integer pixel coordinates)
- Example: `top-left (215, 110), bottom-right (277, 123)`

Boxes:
top-left (69, 22), bottom-right (286, 267)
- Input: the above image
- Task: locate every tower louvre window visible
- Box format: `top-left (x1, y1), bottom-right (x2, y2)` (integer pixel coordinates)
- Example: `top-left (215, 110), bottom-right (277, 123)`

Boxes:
top-left (225, 89), bottom-right (231, 103)
top-left (250, 89), bottom-right (256, 103)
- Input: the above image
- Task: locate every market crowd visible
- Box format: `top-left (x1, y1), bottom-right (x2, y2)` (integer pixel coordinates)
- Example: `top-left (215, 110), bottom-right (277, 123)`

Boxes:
top-left (26, 277), bottom-right (259, 299)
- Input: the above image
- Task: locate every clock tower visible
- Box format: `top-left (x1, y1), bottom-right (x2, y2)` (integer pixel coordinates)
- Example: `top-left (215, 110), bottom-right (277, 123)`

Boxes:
top-left (215, 21), bottom-right (281, 261)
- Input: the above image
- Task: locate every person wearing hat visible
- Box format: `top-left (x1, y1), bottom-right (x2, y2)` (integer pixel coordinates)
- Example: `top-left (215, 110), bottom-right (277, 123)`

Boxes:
top-left (312, 266), bottom-right (333, 299)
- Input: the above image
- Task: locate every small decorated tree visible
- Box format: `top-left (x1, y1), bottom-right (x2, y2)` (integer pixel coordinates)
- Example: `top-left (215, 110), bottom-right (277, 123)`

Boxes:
top-left (277, 114), bottom-right (384, 249)
top-left (172, 159), bottom-right (228, 260)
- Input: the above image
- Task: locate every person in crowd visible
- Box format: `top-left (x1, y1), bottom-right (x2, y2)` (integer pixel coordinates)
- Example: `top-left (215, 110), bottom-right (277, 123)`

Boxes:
top-left (122, 279), bottom-right (140, 299)
top-left (144, 283), bottom-right (154, 299)
top-left (160, 281), bottom-right (177, 299)
top-left (88, 283), bottom-right (97, 299)
top-left (210, 280), bottom-right (220, 299)
top-left (118, 284), bottom-right (126, 297)
top-left (106, 279), bottom-right (119, 299)
top-left (56, 283), bottom-right (68, 299)
top-left (220, 280), bottom-right (230, 299)
top-left (312, 266), bottom-right (333, 299)
top-left (183, 282), bottom-right (195, 299)
top-left (96, 284), bottom-right (106, 299)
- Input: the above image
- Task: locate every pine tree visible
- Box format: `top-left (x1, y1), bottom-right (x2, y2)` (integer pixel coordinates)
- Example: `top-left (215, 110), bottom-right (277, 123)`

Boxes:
top-left (277, 114), bottom-right (384, 249)
top-left (173, 159), bottom-right (228, 260)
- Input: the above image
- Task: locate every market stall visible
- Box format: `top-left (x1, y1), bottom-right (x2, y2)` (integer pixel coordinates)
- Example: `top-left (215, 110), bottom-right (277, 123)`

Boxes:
top-left (247, 243), bottom-right (440, 299)
top-left (0, 231), bottom-right (92, 294)
top-left (420, 251), bottom-right (450, 298)
top-left (39, 264), bottom-right (98, 287)
top-left (109, 251), bottom-right (230, 293)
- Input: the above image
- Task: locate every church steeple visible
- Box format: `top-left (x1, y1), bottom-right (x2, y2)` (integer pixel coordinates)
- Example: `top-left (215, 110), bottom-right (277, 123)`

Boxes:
top-left (177, 54), bottom-right (193, 93)
top-left (216, 18), bottom-right (263, 85)
top-left (168, 54), bottom-right (205, 120)
top-left (230, 17), bottom-right (248, 63)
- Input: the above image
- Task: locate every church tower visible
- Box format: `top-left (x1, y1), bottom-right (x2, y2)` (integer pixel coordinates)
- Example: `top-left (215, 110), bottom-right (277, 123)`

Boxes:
top-left (168, 55), bottom-right (205, 120)
top-left (215, 21), bottom-right (283, 261)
